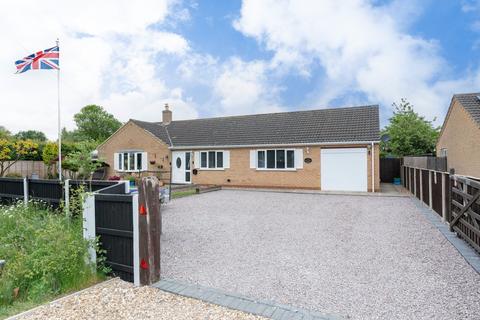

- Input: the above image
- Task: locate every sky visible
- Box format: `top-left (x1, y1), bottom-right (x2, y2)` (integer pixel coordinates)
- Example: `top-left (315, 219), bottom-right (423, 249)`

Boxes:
top-left (2, 0), bottom-right (480, 139)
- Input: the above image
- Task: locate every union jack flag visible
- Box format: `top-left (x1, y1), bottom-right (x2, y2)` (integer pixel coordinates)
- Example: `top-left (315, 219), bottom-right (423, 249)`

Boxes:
top-left (15, 46), bottom-right (59, 74)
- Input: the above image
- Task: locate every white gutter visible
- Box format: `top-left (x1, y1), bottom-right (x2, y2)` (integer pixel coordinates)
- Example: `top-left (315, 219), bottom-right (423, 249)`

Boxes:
top-left (371, 141), bottom-right (375, 193)
top-left (169, 140), bottom-right (381, 150)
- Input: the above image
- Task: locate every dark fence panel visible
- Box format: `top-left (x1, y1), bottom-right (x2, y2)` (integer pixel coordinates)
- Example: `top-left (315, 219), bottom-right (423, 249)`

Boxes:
top-left (29, 179), bottom-right (62, 204)
top-left (70, 180), bottom-right (117, 192)
top-left (415, 169), bottom-right (421, 199)
top-left (431, 172), bottom-right (443, 216)
top-left (380, 158), bottom-right (401, 183)
top-left (421, 170), bottom-right (429, 206)
top-left (95, 194), bottom-right (134, 282)
top-left (97, 183), bottom-right (126, 194)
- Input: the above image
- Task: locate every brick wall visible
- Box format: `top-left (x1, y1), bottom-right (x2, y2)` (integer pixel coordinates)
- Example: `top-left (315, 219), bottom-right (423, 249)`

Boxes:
top-left (436, 99), bottom-right (480, 179)
top-left (97, 121), bottom-right (171, 180)
top-left (191, 145), bottom-right (380, 191)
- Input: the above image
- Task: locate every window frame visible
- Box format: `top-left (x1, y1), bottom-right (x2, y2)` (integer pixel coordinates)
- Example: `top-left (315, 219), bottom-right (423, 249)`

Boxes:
top-left (117, 151), bottom-right (145, 172)
top-left (256, 149), bottom-right (296, 170)
top-left (199, 150), bottom-right (225, 170)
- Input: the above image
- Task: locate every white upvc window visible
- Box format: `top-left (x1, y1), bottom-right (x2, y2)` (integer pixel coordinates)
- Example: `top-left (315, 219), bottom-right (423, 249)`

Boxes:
top-left (250, 148), bottom-right (303, 170)
top-left (114, 151), bottom-right (147, 172)
top-left (200, 151), bottom-right (224, 169)
top-left (256, 149), bottom-right (295, 170)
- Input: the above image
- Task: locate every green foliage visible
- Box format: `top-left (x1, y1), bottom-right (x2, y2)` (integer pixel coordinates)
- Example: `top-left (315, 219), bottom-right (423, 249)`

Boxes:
top-left (381, 99), bottom-right (440, 157)
top-left (61, 128), bottom-right (83, 143)
top-left (73, 105), bottom-right (122, 143)
top-left (0, 140), bottom-right (38, 177)
top-left (42, 142), bottom-right (58, 178)
top-left (63, 143), bottom-right (102, 180)
top-left (0, 202), bottom-right (98, 307)
top-left (14, 130), bottom-right (47, 142)
top-left (0, 126), bottom-right (11, 140)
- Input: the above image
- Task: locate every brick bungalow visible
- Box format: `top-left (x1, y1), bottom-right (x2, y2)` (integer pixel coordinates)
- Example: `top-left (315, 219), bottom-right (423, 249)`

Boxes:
top-left (436, 93), bottom-right (480, 178)
top-left (97, 104), bottom-right (380, 192)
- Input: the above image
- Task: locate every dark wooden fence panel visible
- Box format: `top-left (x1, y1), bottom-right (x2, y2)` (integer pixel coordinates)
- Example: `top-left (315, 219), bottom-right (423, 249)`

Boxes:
top-left (415, 169), bottom-right (421, 199)
top-left (450, 176), bottom-right (480, 253)
top-left (95, 194), bottom-right (134, 282)
top-left (421, 170), bottom-right (429, 206)
top-left (97, 183), bottom-right (125, 194)
top-left (431, 172), bottom-right (443, 216)
top-left (410, 168), bottom-right (415, 193)
top-left (380, 158), bottom-right (401, 183)
top-left (29, 179), bottom-right (62, 204)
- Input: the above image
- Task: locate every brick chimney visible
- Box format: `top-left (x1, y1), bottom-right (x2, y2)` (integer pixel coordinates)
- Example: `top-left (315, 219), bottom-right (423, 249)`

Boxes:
top-left (162, 103), bottom-right (172, 125)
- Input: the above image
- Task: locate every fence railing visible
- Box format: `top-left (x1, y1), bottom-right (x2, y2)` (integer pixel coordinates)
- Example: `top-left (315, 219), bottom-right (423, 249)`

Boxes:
top-left (403, 165), bottom-right (450, 219)
top-left (449, 175), bottom-right (480, 253)
top-left (403, 156), bottom-right (448, 172)
top-left (0, 177), bottom-right (119, 208)
top-left (403, 164), bottom-right (480, 254)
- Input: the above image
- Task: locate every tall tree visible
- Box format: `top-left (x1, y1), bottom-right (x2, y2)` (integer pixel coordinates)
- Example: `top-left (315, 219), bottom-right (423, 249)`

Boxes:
top-left (0, 126), bottom-right (11, 140)
top-left (15, 130), bottom-right (47, 142)
top-left (0, 139), bottom-right (38, 177)
top-left (73, 105), bottom-right (122, 142)
top-left (381, 99), bottom-right (440, 157)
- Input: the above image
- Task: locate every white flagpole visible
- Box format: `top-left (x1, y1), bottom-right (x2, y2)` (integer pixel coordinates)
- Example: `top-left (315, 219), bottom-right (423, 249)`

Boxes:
top-left (57, 38), bottom-right (62, 181)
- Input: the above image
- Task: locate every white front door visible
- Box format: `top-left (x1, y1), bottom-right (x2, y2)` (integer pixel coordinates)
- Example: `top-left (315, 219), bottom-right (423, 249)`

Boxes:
top-left (321, 148), bottom-right (368, 192)
top-left (172, 151), bottom-right (192, 184)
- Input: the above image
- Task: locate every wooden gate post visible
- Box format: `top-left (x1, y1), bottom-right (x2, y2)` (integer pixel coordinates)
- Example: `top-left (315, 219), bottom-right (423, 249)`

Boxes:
top-left (137, 176), bottom-right (161, 285)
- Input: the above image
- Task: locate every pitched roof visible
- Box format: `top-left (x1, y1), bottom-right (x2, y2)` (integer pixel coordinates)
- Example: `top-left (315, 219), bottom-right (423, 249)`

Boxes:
top-left (453, 93), bottom-right (480, 126)
top-left (131, 105), bottom-right (380, 148)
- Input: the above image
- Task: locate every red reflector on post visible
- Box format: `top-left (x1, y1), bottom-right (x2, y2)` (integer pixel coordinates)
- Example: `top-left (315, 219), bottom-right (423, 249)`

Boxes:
top-left (139, 204), bottom-right (146, 215)
top-left (140, 258), bottom-right (149, 270)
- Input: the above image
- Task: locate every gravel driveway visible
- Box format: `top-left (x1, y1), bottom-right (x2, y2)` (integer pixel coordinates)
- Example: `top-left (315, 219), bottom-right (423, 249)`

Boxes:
top-left (161, 190), bottom-right (480, 320)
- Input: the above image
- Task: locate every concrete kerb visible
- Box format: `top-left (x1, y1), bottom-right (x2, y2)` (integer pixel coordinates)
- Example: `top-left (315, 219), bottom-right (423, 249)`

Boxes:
top-left (409, 196), bottom-right (480, 274)
top-left (152, 278), bottom-right (343, 320)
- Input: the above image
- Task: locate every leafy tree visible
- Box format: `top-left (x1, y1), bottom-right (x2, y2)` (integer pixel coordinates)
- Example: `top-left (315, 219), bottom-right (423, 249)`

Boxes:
top-left (73, 105), bottom-right (122, 142)
top-left (61, 127), bottom-right (83, 143)
top-left (63, 142), bottom-right (102, 180)
top-left (0, 126), bottom-right (11, 140)
top-left (381, 99), bottom-right (440, 157)
top-left (0, 139), bottom-right (38, 177)
top-left (42, 142), bottom-right (59, 178)
top-left (15, 130), bottom-right (47, 142)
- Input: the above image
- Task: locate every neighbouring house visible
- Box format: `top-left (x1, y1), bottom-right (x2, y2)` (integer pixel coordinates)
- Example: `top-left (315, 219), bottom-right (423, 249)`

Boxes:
top-left (97, 104), bottom-right (380, 192)
top-left (436, 93), bottom-right (480, 178)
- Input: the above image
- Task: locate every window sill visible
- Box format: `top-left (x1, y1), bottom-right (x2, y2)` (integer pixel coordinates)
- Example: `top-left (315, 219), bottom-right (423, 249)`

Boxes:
top-left (116, 170), bottom-right (147, 173)
top-left (199, 168), bottom-right (225, 171)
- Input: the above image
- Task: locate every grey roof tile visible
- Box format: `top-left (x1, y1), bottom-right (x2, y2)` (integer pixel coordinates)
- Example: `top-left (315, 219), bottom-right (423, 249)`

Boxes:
top-left (132, 105), bottom-right (380, 147)
top-left (454, 93), bottom-right (480, 126)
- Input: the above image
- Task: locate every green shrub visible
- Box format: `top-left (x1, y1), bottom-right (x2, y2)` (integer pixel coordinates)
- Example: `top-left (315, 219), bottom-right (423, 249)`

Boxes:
top-left (0, 202), bottom-right (97, 306)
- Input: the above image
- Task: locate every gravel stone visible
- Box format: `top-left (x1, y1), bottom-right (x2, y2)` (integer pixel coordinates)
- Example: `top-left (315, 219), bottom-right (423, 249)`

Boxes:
top-left (162, 190), bottom-right (480, 320)
top-left (13, 278), bottom-right (265, 320)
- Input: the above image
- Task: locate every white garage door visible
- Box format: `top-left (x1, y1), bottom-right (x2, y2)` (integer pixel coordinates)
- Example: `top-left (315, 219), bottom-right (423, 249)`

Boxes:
top-left (321, 148), bottom-right (368, 192)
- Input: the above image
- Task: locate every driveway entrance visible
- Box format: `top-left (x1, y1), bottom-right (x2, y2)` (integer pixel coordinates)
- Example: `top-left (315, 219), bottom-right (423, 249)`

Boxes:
top-left (161, 190), bottom-right (480, 319)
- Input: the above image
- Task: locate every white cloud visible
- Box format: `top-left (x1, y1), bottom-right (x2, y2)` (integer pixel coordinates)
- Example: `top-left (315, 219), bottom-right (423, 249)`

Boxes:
top-left (212, 57), bottom-right (284, 116)
top-left (0, 0), bottom-right (197, 139)
top-left (234, 0), bottom-right (479, 122)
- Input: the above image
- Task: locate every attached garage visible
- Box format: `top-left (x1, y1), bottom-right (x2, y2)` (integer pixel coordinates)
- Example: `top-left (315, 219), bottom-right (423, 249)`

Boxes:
top-left (321, 148), bottom-right (368, 192)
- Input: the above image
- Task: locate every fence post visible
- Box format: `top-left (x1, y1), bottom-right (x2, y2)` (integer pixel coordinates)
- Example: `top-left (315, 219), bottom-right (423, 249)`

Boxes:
top-left (413, 169), bottom-right (416, 195)
top-left (23, 177), bottom-right (29, 206)
top-left (82, 194), bottom-right (96, 265)
top-left (132, 193), bottom-right (140, 286)
top-left (442, 173), bottom-right (447, 222)
top-left (123, 180), bottom-right (130, 194)
top-left (137, 176), bottom-right (161, 286)
top-left (65, 179), bottom-right (70, 216)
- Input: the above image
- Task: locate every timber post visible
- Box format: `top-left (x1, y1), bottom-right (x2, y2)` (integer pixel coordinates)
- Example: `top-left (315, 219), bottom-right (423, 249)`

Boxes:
top-left (137, 176), bottom-right (162, 285)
